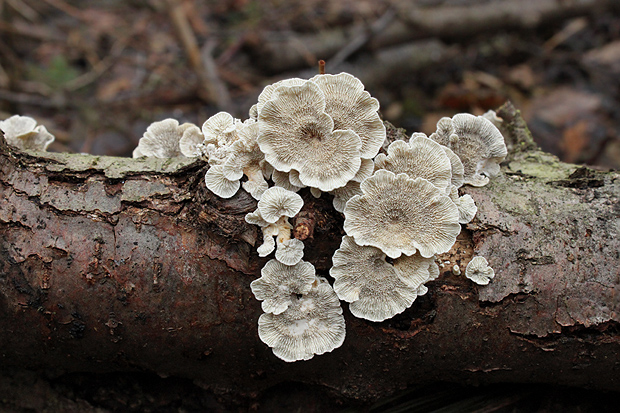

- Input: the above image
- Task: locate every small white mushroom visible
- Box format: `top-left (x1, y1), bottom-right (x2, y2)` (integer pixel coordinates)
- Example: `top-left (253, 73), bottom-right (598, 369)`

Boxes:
top-left (257, 79), bottom-right (362, 192)
top-left (482, 109), bottom-right (503, 129)
top-left (0, 115), bottom-right (55, 151)
top-left (246, 208), bottom-right (298, 259)
top-left (452, 264), bottom-right (461, 275)
top-left (465, 256), bottom-right (495, 285)
top-left (257, 186), bottom-right (304, 224)
top-left (330, 236), bottom-right (419, 322)
top-left (374, 133), bottom-right (453, 192)
top-left (205, 165), bottom-right (240, 198)
top-left (430, 114), bottom-right (507, 187)
top-left (448, 185), bottom-right (478, 224)
top-left (344, 170), bottom-right (461, 259)
top-left (329, 180), bottom-right (362, 214)
top-left (178, 124), bottom-right (205, 157)
top-left (258, 276), bottom-right (345, 362)
top-left (271, 170), bottom-right (304, 192)
top-left (222, 122), bottom-right (270, 200)
top-left (201, 111), bottom-right (238, 146)
top-left (275, 238), bottom-right (305, 266)
top-left (310, 72), bottom-right (386, 159)
top-left (250, 259), bottom-right (315, 315)
top-left (393, 252), bottom-right (439, 289)
top-left (134, 118), bottom-right (196, 158)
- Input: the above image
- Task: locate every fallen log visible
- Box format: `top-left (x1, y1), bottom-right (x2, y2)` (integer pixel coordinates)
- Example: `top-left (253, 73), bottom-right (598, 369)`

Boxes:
top-left (0, 104), bottom-right (619, 402)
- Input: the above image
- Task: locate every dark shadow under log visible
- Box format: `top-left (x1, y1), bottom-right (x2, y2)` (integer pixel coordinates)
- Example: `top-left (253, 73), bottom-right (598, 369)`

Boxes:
top-left (1, 104), bottom-right (619, 403)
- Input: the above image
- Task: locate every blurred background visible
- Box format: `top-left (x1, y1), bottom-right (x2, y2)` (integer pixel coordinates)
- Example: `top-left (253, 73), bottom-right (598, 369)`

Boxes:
top-left (1, 0), bottom-right (620, 411)
top-left (1, 0), bottom-right (619, 169)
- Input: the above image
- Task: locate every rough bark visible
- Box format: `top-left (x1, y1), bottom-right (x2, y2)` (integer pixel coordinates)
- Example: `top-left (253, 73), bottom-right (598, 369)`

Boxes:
top-left (1, 104), bottom-right (619, 402)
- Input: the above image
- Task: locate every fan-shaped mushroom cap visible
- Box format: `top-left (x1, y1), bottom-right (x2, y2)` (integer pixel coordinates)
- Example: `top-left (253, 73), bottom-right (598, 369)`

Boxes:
top-left (249, 104), bottom-right (258, 121)
top-left (256, 78), bottom-right (307, 115)
top-left (221, 122), bottom-right (270, 199)
top-left (178, 124), bottom-right (205, 157)
top-left (272, 170), bottom-right (303, 192)
top-left (352, 158), bottom-right (375, 183)
top-left (201, 111), bottom-right (238, 146)
top-left (465, 256), bottom-right (495, 285)
top-left (275, 238), bottom-right (305, 266)
top-left (430, 114), bottom-right (507, 187)
top-left (257, 186), bottom-right (304, 224)
top-left (257, 80), bottom-right (362, 192)
top-left (0, 115), bottom-right (55, 151)
top-left (442, 145), bottom-right (465, 190)
top-left (251, 259), bottom-right (315, 315)
top-left (330, 236), bottom-right (418, 322)
top-left (205, 165), bottom-right (240, 198)
top-left (482, 109), bottom-right (503, 129)
top-left (258, 276), bottom-right (346, 362)
top-left (374, 134), bottom-right (452, 191)
top-left (329, 181), bottom-right (362, 213)
top-left (394, 253), bottom-right (439, 289)
top-left (134, 118), bottom-right (195, 158)
top-left (344, 170), bottom-right (460, 258)
top-left (288, 169), bottom-right (305, 188)
top-left (310, 72), bottom-right (386, 159)
top-left (448, 185), bottom-right (477, 224)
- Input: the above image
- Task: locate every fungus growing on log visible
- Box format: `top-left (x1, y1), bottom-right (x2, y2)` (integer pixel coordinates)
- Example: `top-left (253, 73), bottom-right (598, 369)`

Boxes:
top-left (344, 170), bottom-right (461, 259)
top-left (0, 114), bottom-right (55, 151)
top-left (430, 113), bottom-right (507, 187)
top-left (466, 256), bottom-right (495, 285)
top-left (133, 118), bottom-right (194, 158)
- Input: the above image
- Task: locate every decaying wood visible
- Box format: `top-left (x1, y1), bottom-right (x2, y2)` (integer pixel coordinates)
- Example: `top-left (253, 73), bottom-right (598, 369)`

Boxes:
top-left (0, 104), bottom-right (619, 402)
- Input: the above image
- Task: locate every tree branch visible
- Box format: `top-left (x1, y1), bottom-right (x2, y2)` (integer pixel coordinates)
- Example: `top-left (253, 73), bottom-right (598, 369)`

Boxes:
top-left (1, 105), bottom-right (619, 402)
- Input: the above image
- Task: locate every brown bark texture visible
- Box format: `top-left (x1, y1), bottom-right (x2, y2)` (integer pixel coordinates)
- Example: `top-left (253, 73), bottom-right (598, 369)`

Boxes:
top-left (1, 104), bottom-right (619, 402)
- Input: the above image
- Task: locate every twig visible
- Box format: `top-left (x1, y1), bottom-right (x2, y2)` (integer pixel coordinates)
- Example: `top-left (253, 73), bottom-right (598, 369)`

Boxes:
top-left (40, 0), bottom-right (85, 21)
top-left (6, 0), bottom-right (39, 22)
top-left (201, 39), bottom-right (233, 112)
top-left (0, 89), bottom-right (68, 108)
top-left (0, 63), bottom-right (9, 89)
top-left (166, 0), bottom-right (232, 111)
top-left (64, 36), bottom-right (128, 92)
top-left (321, 7), bottom-right (396, 69)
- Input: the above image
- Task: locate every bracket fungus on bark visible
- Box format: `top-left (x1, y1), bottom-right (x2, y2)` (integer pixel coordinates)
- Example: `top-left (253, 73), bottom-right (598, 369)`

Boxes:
top-left (112, 71), bottom-right (509, 362)
top-left (374, 133), bottom-right (453, 192)
top-left (330, 236), bottom-right (421, 322)
top-left (344, 170), bottom-right (460, 259)
top-left (257, 277), bottom-right (346, 362)
top-left (257, 79), bottom-right (362, 192)
top-left (133, 118), bottom-right (196, 158)
top-left (310, 72), bottom-right (386, 160)
top-left (430, 113), bottom-right (507, 187)
top-left (250, 259), bottom-right (315, 315)
top-left (0, 114), bottom-right (55, 151)
top-left (257, 186), bottom-right (304, 224)
top-left (465, 256), bottom-right (495, 285)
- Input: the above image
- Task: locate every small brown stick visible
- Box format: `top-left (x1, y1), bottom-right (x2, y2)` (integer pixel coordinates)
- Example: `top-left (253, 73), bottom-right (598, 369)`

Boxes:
top-left (318, 60), bottom-right (325, 75)
top-left (293, 210), bottom-right (316, 241)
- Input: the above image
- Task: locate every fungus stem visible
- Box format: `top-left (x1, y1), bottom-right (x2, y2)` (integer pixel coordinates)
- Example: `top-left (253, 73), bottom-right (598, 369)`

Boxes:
top-left (318, 60), bottom-right (325, 75)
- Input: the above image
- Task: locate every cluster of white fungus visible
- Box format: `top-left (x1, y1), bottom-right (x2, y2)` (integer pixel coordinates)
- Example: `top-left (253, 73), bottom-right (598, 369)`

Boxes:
top-left (0, 115), bottom-right (55, 151)
top-left (0, 73), bottom-right (505, 363)
top-left (123, 72), bottom-right (504, 362)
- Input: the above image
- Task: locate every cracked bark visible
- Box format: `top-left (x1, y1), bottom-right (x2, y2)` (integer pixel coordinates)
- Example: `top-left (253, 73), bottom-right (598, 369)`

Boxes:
top-left (0, 103), bottom-right (619, 402)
